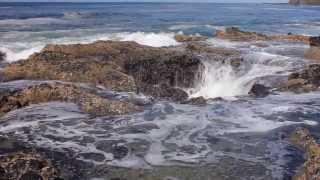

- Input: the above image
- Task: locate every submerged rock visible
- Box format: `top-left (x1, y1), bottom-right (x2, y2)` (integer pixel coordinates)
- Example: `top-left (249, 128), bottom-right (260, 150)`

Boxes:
top-left (249, 84), bottom-right (270, 98)
top-left (1, 41), bottom-right (203, 102)
top-left (0, 81), bottom-right (139, 117)
top-left (280, 64), bottom-right (320, 92)
top-left (290, 128), bottom-right (320, 180)
top-left (0, 151), bottom-right (61, 180)
top-left (216, 27), bottom-right (310, 44)
top-left (183, 96), bottom-right (207, 106)
top-left (174, 34), bottom-right (208, 42)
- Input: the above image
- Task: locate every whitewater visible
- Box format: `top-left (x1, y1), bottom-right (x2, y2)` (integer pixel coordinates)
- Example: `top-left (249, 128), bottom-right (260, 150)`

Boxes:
top-left (1, 2), bottom-right (320, 180)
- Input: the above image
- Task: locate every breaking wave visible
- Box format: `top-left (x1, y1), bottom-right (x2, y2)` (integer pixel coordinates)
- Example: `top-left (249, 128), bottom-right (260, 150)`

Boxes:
top-left (0, 31), bottom-right (179, 62)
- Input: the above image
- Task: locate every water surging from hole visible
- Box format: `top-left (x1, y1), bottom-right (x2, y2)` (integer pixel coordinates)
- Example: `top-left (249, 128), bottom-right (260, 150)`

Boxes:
top-left (190, 52), bottom-right (290, 99)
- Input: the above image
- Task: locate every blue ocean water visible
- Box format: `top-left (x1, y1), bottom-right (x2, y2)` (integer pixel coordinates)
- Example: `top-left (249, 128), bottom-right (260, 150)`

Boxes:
top-left (0, 2), bottom-right (320, 62)
top-left (0, 2), bottom-right (320, 34)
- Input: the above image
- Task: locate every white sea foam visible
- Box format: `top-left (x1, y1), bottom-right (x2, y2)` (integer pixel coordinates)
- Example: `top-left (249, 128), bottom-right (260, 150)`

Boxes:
top-left (189, 53), bottom-right (286, 99)
top-left (0, 46), bottom-right (45, 62)
top-left (0, 31), bottom-right (179, 62)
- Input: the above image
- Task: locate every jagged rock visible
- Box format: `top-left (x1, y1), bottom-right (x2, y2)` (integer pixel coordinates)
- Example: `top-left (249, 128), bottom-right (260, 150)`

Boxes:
top-left (290, 128), bottom-right (320, 180)
top-left (309, 36), bottom-right (320, 46)
top-left (289, 0), bottom-right (320, 5)
top-left (0, 151), bottom-right (61, 180)
top-left (1, 41), bottom-right (203, 102)
top-left (0, 81), bottom-right (139, 117)
top-left (249, 84), bottom-right (270, 98)
top-left (183, 96), bottom-right (207, 106)
top-left (174, 34), bottom-right (208, 42)
top-left (280, 64), bottom-right (320, 92)
top-left (215, 27), bottom-right (270, 41)
top-left (216, 27), bottom-right (310, 44)
top-left (0, 51), bottom-right (5, 62)
top-left (141, 83), bottom-right (189, 102)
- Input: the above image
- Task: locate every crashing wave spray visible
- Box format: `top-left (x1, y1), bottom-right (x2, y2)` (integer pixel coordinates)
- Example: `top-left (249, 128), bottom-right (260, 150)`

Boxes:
top-left (190, 52), bottom-right (288, 99)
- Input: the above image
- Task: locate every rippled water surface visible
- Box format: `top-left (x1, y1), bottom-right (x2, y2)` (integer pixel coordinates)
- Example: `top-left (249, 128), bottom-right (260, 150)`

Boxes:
top-left (1, 2), bottom-right (320, 180)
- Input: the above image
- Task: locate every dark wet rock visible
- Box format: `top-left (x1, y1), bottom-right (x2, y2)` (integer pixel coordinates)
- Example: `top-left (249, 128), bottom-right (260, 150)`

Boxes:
top-left (174, 34), bottom-right (208, 42)
top-left (212, 97), bottom-right (225, 101)
top-left (140, 83), bottom-right (189, 102)
top-left (280, 64), bottom-right (320, 92)
top-left (289, 0), bottom-right (320, 5)
top-left (249, 84), bottom-right (270, 98)
top-left (1, 41), bottom-right (204, 102)
top-left (216, 27), bottom-right (310, 44)
top-left (290, 128), bottom-right (320, 180)
top-left (95, 140), bottom-right (129, 159)
top-left (112, 145), bottom-right (129, 160)
top-left (0, 51), bottom-right (5, 62)
top-left (183, 96), bottom-right (207, 106)
top-left (20, 172), bottom-right (44, 180)
top-left (0, 81), bottom-right (139, 117)
top-left (78, 153), bottom-right (105, 162)
top-left (0, 151), bottom-right (61, 180)
top-left (309, 36), bottom-right (320, 47)
top-left (230, 57), bottom-right (244, 68)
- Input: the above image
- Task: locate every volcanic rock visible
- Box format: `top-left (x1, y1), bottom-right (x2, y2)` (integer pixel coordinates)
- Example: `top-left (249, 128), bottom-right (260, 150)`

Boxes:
top-left (0, 151), bottom-right (61, 180)
top-left (216, 27), bottom-right (310, 44)
top-left (249, 84), bottom-right (270, 98)
top-left (1, 41), bottom-right (203, 102)
top-left (309, 36), bottom-right (320, 47)
top-left (280, 64), bottom-right (320, 92)
top-left (290, 128), bottom-right (320, 180)
top-left (0, 81), bottom-right (139, 117)
top-left (174, 34), bottom-right (208, 42)
top-left (183, 96), bottom-right (207, 106)
top-left (215, 27), bottom-right (270, 41)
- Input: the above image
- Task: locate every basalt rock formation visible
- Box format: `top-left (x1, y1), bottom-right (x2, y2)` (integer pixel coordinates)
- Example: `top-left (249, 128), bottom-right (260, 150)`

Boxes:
top-left (0, 151), bottom-right (61, 180)
top-left (1, 41), bottom-right (204, 102)
top-left (289, 0), bottom-right (320, 5)
top-left (305, 36), bottom-right (320, 60)
top-left (216, 27), bottom-right (310, 44)
top-left (249, 84), bottom-right (270, 98)
top-left (280, 64), bottom-right (320, 92)
top-left (0, 81), bottom-right (139, 117)
top-left (290, 128), bottom-right (320, 180)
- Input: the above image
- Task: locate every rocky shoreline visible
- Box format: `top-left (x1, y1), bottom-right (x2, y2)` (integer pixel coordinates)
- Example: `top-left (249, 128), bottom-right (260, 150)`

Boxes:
top-left (0, 28), bottom-right (320, 179)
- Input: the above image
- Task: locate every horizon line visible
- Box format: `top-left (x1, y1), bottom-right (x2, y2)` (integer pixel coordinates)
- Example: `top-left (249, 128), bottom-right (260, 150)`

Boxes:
top-left (0, 1), bottom-right (287, 3)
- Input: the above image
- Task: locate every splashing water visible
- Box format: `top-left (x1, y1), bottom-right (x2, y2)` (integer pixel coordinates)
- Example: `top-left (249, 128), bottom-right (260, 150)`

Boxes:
top-left (189, 40), bottom-right (304, 99)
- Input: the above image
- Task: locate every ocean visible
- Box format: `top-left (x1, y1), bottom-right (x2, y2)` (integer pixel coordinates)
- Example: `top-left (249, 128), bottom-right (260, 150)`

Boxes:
top-left (0, 2), bottom-right (320, 62)
top-left (1, 2), bottom-right (320, 180)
